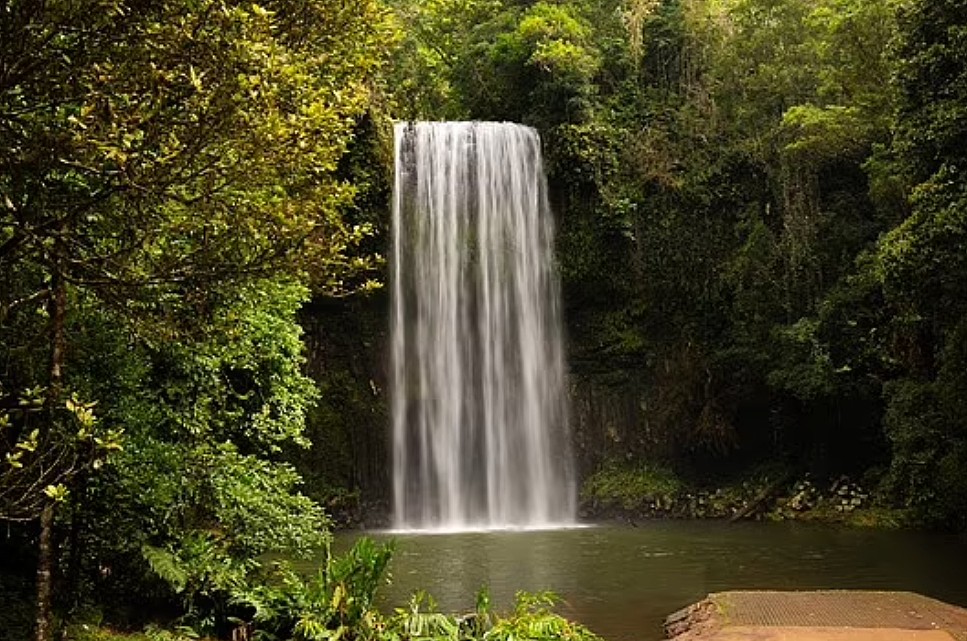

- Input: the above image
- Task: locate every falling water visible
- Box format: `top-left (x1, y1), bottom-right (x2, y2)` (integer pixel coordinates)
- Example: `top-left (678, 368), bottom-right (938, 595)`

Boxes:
top-left (391, 122), bottom-right (575, 531)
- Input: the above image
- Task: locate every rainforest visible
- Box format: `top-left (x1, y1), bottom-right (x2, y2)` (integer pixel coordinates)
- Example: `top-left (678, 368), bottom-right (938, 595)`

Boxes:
top-left (1, 0), bottom-right (966, 640)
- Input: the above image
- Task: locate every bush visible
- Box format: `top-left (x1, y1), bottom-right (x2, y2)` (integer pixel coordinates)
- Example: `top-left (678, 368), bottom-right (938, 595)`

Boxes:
top-left (230, 537), bottom-right (394, 641)
top-left (75, 541), bottom-right (602, 641)
top-left (389, 589), bottom-right (602, 641)
top-left (581, 462), bottom-right (683, 513)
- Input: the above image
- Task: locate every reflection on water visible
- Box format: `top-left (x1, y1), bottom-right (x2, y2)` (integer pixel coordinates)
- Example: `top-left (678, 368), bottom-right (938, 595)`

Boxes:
top-left (332, 521), bottom-right (967, 641)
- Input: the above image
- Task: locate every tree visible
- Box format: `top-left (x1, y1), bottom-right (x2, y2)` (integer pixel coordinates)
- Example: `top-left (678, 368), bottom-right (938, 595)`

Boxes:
top-left (873, 0), bottom-right (967, 529)
top-left (0, 0), bottom-right (394, 637)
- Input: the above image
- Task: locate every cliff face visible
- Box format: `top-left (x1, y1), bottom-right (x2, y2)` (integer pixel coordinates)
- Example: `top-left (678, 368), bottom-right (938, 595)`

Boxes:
top-left (297, 289), bottom-right (646, 518)
top-left (296, 293), bottom-right (392, 516)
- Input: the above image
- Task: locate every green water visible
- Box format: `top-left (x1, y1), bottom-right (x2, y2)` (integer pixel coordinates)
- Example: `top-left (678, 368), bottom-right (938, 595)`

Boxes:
top-left (335, 521), bottom-right (967, 641)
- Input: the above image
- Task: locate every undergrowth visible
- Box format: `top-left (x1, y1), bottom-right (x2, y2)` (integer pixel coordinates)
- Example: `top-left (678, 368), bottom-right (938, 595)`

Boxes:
top-left (66, 539), bottom-right (602, 641)
top-left (581, 461), bottom-right (911, 527)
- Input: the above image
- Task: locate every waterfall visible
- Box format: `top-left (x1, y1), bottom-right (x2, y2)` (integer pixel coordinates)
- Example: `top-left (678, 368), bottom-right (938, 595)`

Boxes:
top-left (391, 122), bottom-right (575, 531)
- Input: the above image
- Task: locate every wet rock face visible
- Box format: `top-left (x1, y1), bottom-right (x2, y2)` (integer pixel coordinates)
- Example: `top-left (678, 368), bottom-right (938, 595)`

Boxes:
top-left (664, 598), bottom-right (721, 640)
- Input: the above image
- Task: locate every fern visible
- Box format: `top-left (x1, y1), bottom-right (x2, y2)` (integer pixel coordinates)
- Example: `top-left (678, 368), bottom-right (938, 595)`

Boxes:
top-left (142, 545), bottom-right (188, 594)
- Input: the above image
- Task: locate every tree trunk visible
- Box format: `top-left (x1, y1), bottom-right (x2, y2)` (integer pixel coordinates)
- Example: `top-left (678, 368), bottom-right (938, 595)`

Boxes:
top-left (729, 471), bottom-right (793, 523)
top-left (48, 249), bottom-right (67, 400)
top-left (64, 476), bottom-right (87, 618)
top-left (36, 228), bottom-right (68, 641)
top-left (35, 502), bottom-right (55, 641)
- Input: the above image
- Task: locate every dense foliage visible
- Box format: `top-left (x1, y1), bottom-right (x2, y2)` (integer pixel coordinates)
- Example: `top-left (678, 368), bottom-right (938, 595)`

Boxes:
top-left (386, 0), bottom-right (967, 532)
top-left (2, 0), bottom-right (966, 638)
top-left (1, 0), bottom-right (393, 639)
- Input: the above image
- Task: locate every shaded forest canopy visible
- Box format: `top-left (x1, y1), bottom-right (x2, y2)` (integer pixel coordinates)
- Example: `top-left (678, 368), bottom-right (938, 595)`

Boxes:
top-left (1, 0), bottom-right (966, 639)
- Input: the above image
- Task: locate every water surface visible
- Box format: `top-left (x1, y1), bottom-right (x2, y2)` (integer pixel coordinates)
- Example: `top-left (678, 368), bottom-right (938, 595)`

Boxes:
top-left (336, 521), bottom-right (967, 641)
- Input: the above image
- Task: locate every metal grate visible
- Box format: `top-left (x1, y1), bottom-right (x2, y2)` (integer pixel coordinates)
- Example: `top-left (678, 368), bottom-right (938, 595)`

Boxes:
top-left (712, 591), bottom-right (967, 633)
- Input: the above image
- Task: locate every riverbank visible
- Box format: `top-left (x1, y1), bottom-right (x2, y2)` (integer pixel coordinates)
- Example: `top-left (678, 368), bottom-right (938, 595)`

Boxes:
top-left (62, 589), bottom-right (967, 641)
top-left (28, 522), bottom-right (967, 641)
top-left (326, 468), bottom-right (909, 532)
top-left (580, 463), bottom-right (911, 529)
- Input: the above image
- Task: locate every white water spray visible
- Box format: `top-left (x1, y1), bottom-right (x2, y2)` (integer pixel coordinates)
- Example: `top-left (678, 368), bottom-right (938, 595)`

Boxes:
top-left (391, 122), bottom-right (575, 531)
